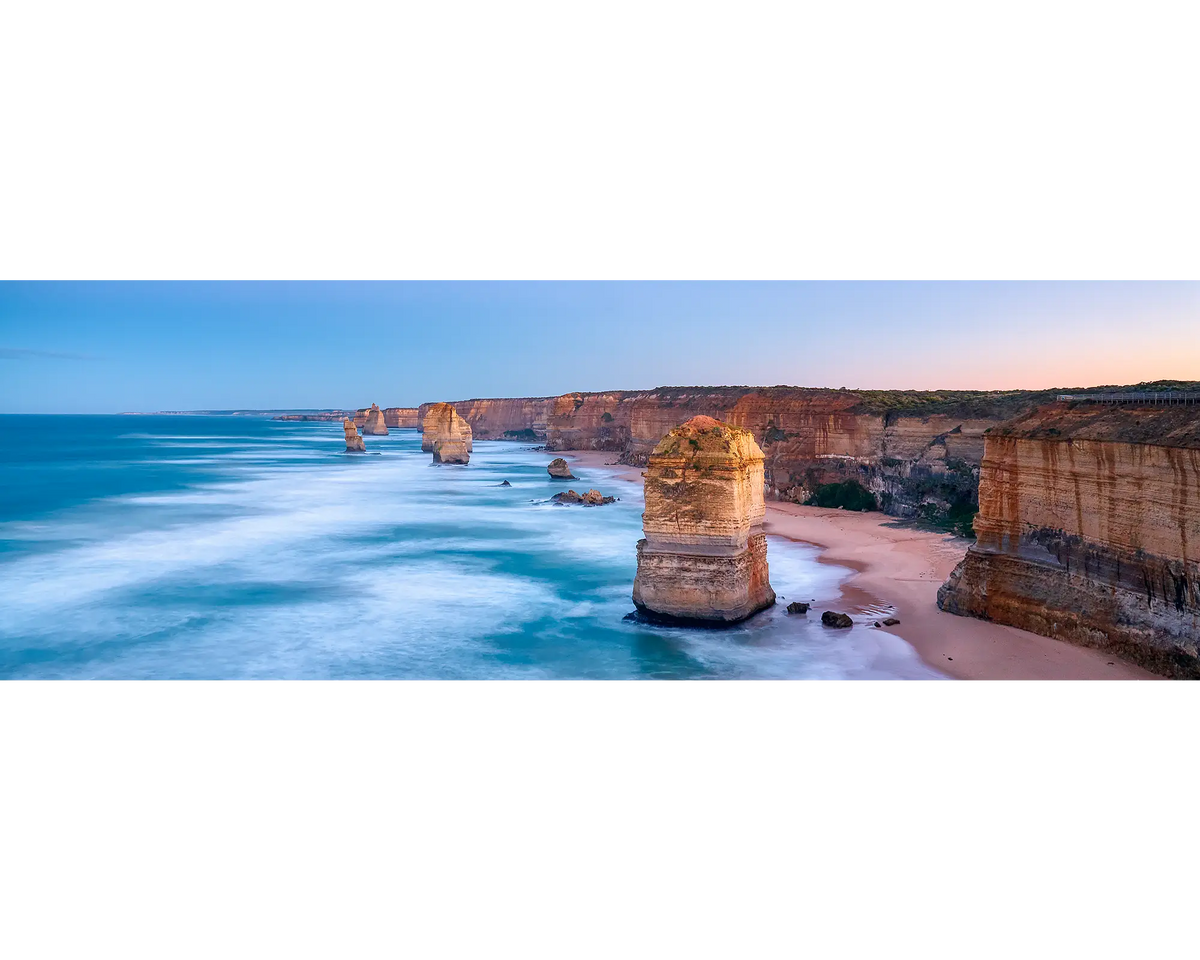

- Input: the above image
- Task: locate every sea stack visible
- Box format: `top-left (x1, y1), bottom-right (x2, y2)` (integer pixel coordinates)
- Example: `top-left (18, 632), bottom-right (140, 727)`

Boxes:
top-left (361, 403), bottom-right (389, 435)
top-left (343, 419), bottom-right (366, 452)
top-left (422, 402), bottom-right (473, 464)
top-left (547, 457), bottom-right (575, 480)
top-left (632, 416), bottom-right (776, 624)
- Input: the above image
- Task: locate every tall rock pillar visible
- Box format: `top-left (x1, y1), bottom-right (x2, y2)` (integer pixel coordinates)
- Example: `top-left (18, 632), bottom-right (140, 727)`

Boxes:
top-left (422, 402), bottom-right (474, 464)
top-left (632, 416), bottom-right (775, 623)
top-left (343, 419), bottom-right (366, 452)
top-left (361, 403), bottom-right (389, 435)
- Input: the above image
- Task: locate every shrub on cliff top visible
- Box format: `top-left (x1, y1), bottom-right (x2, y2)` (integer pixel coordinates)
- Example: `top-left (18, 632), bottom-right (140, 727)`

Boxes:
top-left (806, 481), bottom-right (877, 512)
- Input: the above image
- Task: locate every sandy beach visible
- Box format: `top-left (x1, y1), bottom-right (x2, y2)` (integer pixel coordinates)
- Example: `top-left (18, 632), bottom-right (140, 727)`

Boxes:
top-left (566, 450), bottom-right (1158, 680)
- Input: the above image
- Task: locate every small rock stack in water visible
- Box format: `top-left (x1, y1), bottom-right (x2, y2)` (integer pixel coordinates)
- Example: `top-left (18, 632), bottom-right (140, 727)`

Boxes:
top-left (343, 419), bottom-right (366, 452)
top-left (422, 402), bottom-right (473, 464)
top-left (360, 403), bottom-right (389, 435)
top-left (632, 416), bottom-right (776, 623)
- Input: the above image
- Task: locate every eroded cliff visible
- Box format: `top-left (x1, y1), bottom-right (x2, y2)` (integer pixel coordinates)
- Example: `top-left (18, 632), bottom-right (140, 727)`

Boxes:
top-left (417, 397), bottom-right (555, 442)
top-left (410, 385), bottom-right (1180, 526)
top-left (937, 403), bottom-right (1200, 676)
top-left (543, 387), bottom-right (1048, 524)
top-left (384, 407), bottom-right (420, 429)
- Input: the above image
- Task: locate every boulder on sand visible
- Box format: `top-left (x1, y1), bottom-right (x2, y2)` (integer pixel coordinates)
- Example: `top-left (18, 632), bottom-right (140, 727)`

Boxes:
top-left (821, 611), bottom-right (853, 628)
top-left (548, 457), bottom-right (576, 479)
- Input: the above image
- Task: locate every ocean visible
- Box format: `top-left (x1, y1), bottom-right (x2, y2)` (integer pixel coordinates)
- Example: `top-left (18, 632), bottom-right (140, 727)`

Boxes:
top-left (0, 416), bottom-right (943, 679)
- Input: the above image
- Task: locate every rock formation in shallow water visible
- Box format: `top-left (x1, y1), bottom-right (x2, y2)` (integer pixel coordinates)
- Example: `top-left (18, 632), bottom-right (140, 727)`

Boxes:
top-left (552, 488), bottom-right (615, 506)
top-left (547, 458), bottom-right (575, 479)
top-left (937, 402), bottom-right (1200, 677)
top-left (360, 403), bottom-right (388, 435)
top-left (343, 419), bottom-right (366, 452)
top-left (632, 416), bottom-right (775, 624)
top-left (422, 402), bottom-right (473, 464)
top-left (384, 407), bottom-right (420, 429)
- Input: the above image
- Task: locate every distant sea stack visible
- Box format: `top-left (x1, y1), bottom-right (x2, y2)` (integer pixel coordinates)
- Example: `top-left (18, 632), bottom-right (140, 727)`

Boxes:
top-left (384, 407), bottom-right (420, 429)
top-left (937, 402), bottom-right (1200, 677)
top-left (632, 416), bottom-right (776, 624)
top-left (343, 419), bottom-right (366, 452)
top-left (423, 402), bottom-right (473, 464)
top-left (360, 404), bottom-right (389, 435)
top-left (547, 458), bottom-right (575, 480)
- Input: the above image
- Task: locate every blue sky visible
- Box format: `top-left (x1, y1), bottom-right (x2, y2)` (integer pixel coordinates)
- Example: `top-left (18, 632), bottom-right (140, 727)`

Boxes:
top-left (1, 282), bottom-right (1197, 413)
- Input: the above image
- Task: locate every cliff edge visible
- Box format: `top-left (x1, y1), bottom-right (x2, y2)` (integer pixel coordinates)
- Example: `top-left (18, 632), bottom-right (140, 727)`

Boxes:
top-left (937, 403), bottom-right (1200, 677)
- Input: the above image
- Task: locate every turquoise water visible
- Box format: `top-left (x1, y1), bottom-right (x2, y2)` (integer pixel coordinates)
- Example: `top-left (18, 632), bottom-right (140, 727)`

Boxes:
top-left (0, 416), bottom-right (942, 679)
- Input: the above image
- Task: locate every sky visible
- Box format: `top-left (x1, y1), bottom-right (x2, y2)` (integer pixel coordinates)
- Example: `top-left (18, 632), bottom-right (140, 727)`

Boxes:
top-left (1, 282), bottom-right (1198, 413)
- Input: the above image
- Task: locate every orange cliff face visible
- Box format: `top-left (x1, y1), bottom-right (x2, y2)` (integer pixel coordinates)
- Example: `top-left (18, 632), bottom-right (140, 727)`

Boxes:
top-left (938, 403), bottom-right (1200, 677)
top-left (547, 387), bottom-right (1019, 521)
top-left (417, 398), bottom-right (555, 442)
top-left (632, 417), bottom-right (775, 624)
top-left (384, 407), bottom-right (420, 429)
top-left (415, 387), bottom-right (1055, 523)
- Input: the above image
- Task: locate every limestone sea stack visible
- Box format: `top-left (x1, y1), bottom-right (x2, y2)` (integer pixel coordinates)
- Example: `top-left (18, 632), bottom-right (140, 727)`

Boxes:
top-left (361, 403), bottom-right (389, 435)
top-left (343, 419), bottom-right (366, 452)
top-left (422, 402), bottom-right (473, 464)
top-left (632, 416), bottom-right (776, 624)
top-left (547, 457), bottom-right (575, 480)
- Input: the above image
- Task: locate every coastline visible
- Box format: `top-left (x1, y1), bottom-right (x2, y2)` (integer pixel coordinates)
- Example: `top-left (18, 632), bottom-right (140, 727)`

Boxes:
top-left (565, 450), bottom-right (1159, 680)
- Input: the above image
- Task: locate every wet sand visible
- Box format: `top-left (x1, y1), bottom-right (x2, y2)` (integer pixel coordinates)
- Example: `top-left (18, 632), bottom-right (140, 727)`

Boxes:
top-left (565, 450), bottom-right (1159, 680)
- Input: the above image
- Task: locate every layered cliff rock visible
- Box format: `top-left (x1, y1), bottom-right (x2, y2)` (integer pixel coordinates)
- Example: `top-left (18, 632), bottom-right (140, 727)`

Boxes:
top-left (417, 397), bottom-right (555, 442)
top-left (343, 419), bottom-right (365, 452)
top-left (411, 385), bottom-right (1123, 525)
top-left (544, 387), bottom-right (1043, 524)
top-left (422, 402), bottom-right (473, 464)
top-left (359, 403), bottom-right (388, 435)
top-left (274, 411), bottom-right (352, 422)
top-left (632, 416), bottom-right (776, 624)
top-left (937, 403), bottom-right (1200, 677)
top-left (384, 407), bottom-right (420, 429)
